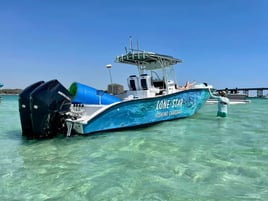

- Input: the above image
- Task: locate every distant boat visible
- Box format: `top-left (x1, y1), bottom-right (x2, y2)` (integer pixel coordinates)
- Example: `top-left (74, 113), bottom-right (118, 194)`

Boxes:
top-left (207, 99), bottom-right (251, 105)
top-left (207, 91), bottom-right (251, 104)
top-left (18, 44), bottom-right (213, 139)
top-left (226, 93), bottom-right (247, 100)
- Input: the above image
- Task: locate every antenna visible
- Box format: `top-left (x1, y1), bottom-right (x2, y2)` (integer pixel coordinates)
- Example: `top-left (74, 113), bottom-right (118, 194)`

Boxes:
top-left (137, 40), bottom-right (140, 51)
top-left (129, 36), bottom-right (133, 51)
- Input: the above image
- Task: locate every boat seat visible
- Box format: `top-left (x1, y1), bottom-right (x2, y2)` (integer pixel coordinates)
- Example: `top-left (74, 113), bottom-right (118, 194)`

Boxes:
top-left (140, 74), bottom-right (151, 90)
top-left (127, 75), bottom-right (139, 91)
top-left (140, 78), bottom-right (148, 90)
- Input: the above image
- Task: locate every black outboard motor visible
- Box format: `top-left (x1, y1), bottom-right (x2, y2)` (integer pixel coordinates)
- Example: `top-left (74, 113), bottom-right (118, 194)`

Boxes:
top-left (19, 81), bottom-right (45, 137)
top-left (19, 80), bottom-right (72, 139)
top-left (30, 80), bottom-right (72, 139)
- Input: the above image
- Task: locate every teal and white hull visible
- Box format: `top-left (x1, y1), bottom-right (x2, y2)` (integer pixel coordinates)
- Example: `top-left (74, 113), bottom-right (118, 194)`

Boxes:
top-left (68, 88), bottom-right (210, 135)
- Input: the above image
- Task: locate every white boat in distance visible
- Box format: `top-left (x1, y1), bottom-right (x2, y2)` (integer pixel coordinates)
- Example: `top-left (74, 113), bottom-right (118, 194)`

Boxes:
top-left (19, 46), bottom-right (213, 139)
top-left (207, 90), bottom-right (251, 104)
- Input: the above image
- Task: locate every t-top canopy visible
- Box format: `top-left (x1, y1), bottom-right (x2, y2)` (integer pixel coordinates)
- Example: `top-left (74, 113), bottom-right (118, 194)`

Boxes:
top-left (116, 51), bottom-right (182, 70)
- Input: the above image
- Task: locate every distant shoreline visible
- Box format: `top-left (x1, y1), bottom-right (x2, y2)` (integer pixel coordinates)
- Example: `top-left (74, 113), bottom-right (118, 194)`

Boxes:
top-left (0, 89), bottom-right (22, 95)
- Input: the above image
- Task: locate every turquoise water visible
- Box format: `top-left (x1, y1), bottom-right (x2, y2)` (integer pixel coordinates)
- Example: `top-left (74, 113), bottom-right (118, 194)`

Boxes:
top-left (0, 95), bottom-right (267, 201)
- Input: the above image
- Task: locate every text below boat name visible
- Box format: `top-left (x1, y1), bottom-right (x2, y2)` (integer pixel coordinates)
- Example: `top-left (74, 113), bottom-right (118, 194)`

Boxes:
top-left (155, 109), bottom-right (182, 118)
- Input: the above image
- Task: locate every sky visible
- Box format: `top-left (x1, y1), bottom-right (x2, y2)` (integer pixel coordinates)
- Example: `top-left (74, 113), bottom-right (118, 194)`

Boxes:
top-left (1, 0), bottom-right (268, 90)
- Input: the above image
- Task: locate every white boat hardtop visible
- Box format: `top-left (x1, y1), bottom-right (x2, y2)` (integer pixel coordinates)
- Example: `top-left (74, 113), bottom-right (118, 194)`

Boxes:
top-left (116, 51), bottom-right (182, 70)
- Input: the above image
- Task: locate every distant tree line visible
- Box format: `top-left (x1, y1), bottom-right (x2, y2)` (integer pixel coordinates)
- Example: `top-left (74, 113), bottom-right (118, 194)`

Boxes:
top-left (0, 89), bottom-right (22, 94)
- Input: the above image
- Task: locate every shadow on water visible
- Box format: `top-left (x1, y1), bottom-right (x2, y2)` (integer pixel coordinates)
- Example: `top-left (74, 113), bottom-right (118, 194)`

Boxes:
top-left (4, 128), bottom-right (129, 145)
top-left (3, 102), bottom-right (235, 144)
top-left (0, 129), bottom-right (22, 141)
top-left (6, 119), bottom-right (178, 143)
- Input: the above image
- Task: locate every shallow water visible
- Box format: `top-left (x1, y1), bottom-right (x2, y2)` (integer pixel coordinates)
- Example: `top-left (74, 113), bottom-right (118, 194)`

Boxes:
top-left (0, 95), bottom-right (267, 201)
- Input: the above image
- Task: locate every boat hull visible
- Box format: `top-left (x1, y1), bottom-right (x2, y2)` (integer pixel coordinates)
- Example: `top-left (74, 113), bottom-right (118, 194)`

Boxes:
top-left (74, 88), bottom-right (210, 134)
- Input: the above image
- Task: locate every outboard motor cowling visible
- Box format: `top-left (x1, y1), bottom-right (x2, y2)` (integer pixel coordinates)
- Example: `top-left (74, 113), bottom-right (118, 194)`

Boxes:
top-left (19, 81), bottom-right (45, 137)
top-left (30, 80), bottom-right (72, 139)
